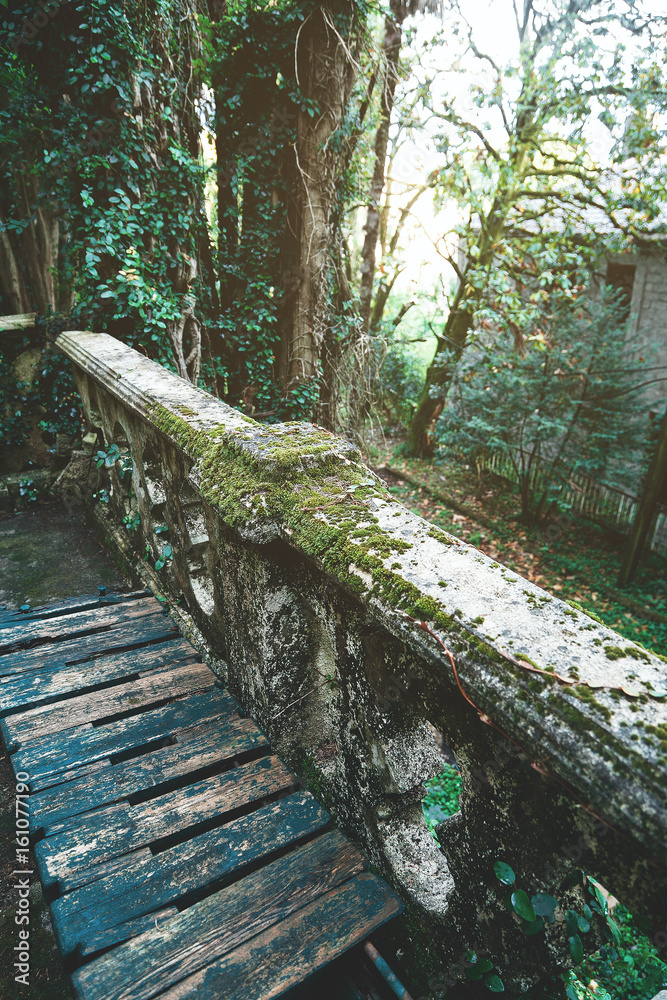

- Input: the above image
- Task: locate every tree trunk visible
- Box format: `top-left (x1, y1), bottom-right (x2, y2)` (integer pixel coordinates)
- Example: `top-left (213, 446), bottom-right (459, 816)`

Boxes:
top-left (0, 172), bottom-right (63, 315)
top-left (0, 231), bottom-right (30, 314)
top-left (406, 170), bottom-right (533, 456)
top-left (618, 406), bottom-right (667, 585)
top-left (347, 1), bottom-right (405, 435)
top-left (406, 282), bottom-right (474, 456)
top-left (358, 3), bottom-right (404, 333)
top-left (275, 3), bottom-right (358, 391)
top-left (406, 65), bottom-right (538, 458)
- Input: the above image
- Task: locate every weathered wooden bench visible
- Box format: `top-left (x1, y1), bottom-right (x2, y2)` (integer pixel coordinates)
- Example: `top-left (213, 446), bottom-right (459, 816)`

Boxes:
top-left (0, 590), bottom-right (402, 1000)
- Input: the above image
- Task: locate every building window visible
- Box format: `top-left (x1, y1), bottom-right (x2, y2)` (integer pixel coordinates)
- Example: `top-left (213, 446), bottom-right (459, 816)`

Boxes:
top-left (606, 262), bottom-right (636, 322)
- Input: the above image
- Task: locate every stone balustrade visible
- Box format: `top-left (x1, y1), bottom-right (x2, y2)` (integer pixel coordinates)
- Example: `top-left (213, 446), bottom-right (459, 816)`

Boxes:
top-left (57, 330), bottom-right (667, 996)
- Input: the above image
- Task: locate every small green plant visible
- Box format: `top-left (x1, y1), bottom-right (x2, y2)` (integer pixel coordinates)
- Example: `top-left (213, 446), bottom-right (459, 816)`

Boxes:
top-left (95, 443), bottom-right (132, 479)
top-left (155, 544), bottom-right (172, 571)
top-left (464, 950), bottom-right (504, 992)
top-left (93, 488), bottom-right (110, 504)
top-left (18, 478), bottom-right (38, 503)
top-left (152, 525), bottom-right (172, 569)
top-left (489, 861), bottom-right (664, 999)
top-left (568, 904), bottom-right (667, 999)
top-left (123, 511), bottom-right (141, 531)
top-left (422, 763), bottom-right (462, 834)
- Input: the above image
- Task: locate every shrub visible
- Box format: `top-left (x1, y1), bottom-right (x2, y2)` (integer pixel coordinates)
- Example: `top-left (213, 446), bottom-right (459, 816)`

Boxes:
top-left (436, 289), bottom-right (652, 521)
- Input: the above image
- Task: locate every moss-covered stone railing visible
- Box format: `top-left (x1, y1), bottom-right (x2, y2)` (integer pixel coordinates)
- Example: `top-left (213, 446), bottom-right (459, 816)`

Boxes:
top-left (57, 330), bottom-right (666, 995)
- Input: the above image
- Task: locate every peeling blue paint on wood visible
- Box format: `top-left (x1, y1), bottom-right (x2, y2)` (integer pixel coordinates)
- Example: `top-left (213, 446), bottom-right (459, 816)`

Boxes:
top-left (0, 591), bottom-right (402, 999)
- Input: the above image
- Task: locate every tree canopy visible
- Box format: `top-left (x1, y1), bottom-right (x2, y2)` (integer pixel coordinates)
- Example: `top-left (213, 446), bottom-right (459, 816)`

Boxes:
top-left (404, 0), bottom-right (667, 454)
top-left (1, 0), bottom-right (666, 463)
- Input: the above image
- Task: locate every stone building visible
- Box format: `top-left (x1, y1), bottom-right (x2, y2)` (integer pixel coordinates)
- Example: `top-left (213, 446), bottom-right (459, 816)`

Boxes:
top-left (606, 249), bottom-right (667, 415)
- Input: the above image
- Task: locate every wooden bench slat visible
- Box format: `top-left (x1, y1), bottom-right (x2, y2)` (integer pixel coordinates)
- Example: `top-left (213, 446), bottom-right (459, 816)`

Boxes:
top-left (52, 791), bottom-right (330, 956)
top-left (37, 755), bottom-right (295, 889)
top-left (29, 717), bottom-right (267, 831)
top-left (0, 590), bottom-right (151, 626)
top-left (0, 615), bottom-right (181, 676)
top-left (0, 638), bottom-right (198, 714)
top-left (0, 598), bottom-right (166, 653)
top-left (71, 831), bottom-right (366, 1000)
top-left (10, 688), bottom-right (238, 781)
top-left (143, 873), bottom-right (400, 1000)
top-left (81, 908), bottom-right (179, 958)
top-left (2, 661), bottom-right (215, 745)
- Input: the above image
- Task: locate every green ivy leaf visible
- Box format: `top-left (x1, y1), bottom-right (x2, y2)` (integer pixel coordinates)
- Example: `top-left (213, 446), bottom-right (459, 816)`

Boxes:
top-left (568, 934), bottom-right (584, 964)
top-left (606, 916), bottom-right (621, 945)
top-left (531, 893), bottom-right (558, 919)
top-left (485, 974), bottom-right (505, 992)
top-left (494, 861), bottom-right (515, 885)
top-left (590, 881), bottom-right (609, 916)
top-left (465, 965), bottom-right (484, 981)
top-left (523, 916), bottom-right (544, 936)
top-left (511, 890), bottom-right (536, 922)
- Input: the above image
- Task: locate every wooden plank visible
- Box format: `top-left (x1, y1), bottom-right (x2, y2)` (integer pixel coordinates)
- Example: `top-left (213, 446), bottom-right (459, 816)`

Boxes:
top-left (138, 873), bottom-right (400, 1000)
top-left (10, 688), bottom-right (239, 781)
top-left (72, 831), bottom-right (367, 1000)
top-left (29, 717), bottom-right (268, 831)
top-left (0, 638), bottom-right (198, 714)
top-left (52, 791), bottom-right (330, 956)
top-left (30, 759), bottom-right (111, 794)
top-left (36, 845), bottom-right (155, 894)
top-left (0, 614), bottom-right (181, 677)
top-left (0, 623), bottom-right (173, 680)
top-left (0, 312), bottom-right (36, 331)
top-left (37, 755), bottom-right (296, 890)
top-left (81, 908), bottom-right (179, 957)
top-left (2, 661), bottom-right (215, 745)
top-left (0, 598), bottom-right (166, 653)
top-left (0, 590), bottom-right (150, 627)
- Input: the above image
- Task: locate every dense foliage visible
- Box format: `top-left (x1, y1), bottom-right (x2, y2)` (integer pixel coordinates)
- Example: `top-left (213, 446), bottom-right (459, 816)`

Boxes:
top-left (1, 1), bottom-right (210, 365)
top-left (0, 0), bottom-right (375, 455)
top-left (437, 290), bottom-right (652, 519)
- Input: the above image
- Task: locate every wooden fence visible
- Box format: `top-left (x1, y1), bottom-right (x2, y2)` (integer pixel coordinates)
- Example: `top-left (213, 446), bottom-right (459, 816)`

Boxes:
top-left (482, 449), bottom-right (667, 558)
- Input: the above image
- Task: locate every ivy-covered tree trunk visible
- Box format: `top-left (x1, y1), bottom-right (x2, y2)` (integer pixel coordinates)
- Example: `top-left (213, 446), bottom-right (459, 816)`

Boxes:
top-left (0, 169), bottom-right (66, 315)
top-left (0, 1), bottom-right (213, 383)
top-left (275, 2), bottom-right (358, 391)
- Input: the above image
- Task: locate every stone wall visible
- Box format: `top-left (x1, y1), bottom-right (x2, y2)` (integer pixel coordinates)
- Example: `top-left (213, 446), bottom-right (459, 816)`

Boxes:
top-left (57, 330), bottom-right (667, 995)
top-left (614, 250), bottom-right (667, 414)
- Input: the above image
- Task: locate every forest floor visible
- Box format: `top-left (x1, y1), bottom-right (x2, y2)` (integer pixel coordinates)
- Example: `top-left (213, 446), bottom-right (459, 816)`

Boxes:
top-left (368, 442), bottom-right (667, 658)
